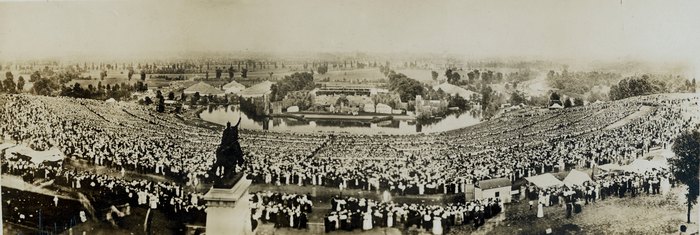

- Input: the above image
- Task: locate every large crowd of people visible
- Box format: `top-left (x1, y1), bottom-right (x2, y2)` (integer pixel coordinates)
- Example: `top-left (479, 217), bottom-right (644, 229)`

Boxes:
top-left (1, 93), bottom-right (697, 233)
top-left (524, 168), bottom-right (673, 219)
top-left (324, 196), bottom-right (502, 234)
top-left (249, 191), bottom-right (313, 230)
top-left (2, 187), bottom-right (86, 234)
top-left (0, 153), bottom-right (207, 224)
top-left (244, 96), bottom-right (696, 197)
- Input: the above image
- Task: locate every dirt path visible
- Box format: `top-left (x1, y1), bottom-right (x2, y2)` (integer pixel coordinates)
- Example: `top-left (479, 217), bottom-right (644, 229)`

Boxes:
top-left (604, 106), bottom-right (653, 130)
top-left (470, 207), bottom-right (507, 235)
top-left (63, 158), bottom-right (176, 184)
top-left (1, 174), bottom-right (75, 200)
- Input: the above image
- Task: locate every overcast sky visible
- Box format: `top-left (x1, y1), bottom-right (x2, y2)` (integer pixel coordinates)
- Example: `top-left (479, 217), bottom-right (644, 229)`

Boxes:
top-left (1, 0), bottom-right (699, 64)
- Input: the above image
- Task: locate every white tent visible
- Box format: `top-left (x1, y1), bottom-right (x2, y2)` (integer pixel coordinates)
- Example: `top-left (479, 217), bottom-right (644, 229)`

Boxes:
top-left (649, 156), bottom-right (669, 169)
top-left (223, 80), bottom-right (246, 94)
top-left (286, 106), bottom-right (299, 112)
top-left (623, 159), bottom-right (663, 173)
top-left (184, 82), bottom-right (225, 96)
top-left (105, 98), bottom-right (117, 103)
top-left (240, 81), bottom-right (274, 98)
top-left (563, 169), bottom-right (593, 186)
top-left (525, 173), bottom-right (564, 189)
top-left (549, 103), bottom-right (564, 109)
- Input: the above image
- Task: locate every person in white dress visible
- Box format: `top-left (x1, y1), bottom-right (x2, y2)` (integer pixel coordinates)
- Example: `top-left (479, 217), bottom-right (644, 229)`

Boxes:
top-left (362, 210), bottom-right (373, 230)
top-left (661, 177), bottom-right (671, 195)
top-left (432, 212), bottom-right (443, 235)
top-left (387, 210), bottom-right (393, 227)
top-left (537, 202), bottom-right (544, 218)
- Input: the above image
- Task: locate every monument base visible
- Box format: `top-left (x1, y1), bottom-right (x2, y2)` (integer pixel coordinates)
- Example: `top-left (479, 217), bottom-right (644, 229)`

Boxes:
top-left (203, 174), bottom-right (253, 235)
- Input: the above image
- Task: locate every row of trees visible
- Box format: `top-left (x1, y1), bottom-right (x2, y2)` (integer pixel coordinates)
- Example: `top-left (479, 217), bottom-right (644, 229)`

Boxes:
top-left (303, 61), bottom-right (375, 70)
top-left (1, 69), bottom-right (89, 96)
top-left (442, 68), bottom-right (506, 86)
top-left (386, 71), bottom-right (424, 102)
top-left (609, 75), bottom-right (668, 100)
top-left (317, 64), bottom-right (329, 75)
top-left (548, 92), bottom-right (584, 107)
top-left (0, 72), bottom-right (22, 93)
top-left (59, 82), bottom-right (135, 100)
top-left (379, 65), bottom-right (427, 102)
top-left (269, 72), bottom-right (315, 102)
top-left (547, 70), bottom-right (621, 96)
top-left (479, 85), bottom-right (502, 118)
top-left (371, 93), bottom-right (402, 110)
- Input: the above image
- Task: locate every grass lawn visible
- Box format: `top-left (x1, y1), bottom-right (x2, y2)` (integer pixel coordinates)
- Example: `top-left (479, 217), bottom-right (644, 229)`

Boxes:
top-left (314, 68), bottom-right (386, 82)
top-left (395, 69), bottom-right (438, 84)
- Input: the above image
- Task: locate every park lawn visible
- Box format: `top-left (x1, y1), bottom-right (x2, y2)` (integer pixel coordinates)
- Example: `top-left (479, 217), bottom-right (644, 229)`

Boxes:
top-left (395, 69), bottom-right (438, 84)
top-left (314, 68), bottom-right (386, 82)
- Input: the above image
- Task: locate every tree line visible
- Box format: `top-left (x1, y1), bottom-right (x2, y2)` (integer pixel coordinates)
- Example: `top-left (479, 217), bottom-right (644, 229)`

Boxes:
top-left (269, 72), bottom-right (315, 102)
top-left (608, 75), bottom-right (669, 100)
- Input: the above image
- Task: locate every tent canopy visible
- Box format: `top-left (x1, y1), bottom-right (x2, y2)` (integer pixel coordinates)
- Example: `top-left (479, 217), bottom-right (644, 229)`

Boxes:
top-left (649, 157), bottom-right (669, 169)
top-left (624, 159), bottom-right (665, 173)
top-left (223, 80), bottom-right (245, 89)
top-left (105, 98), bottom-right (117, 103)
top-left (184, 82), bottom-right (224, 96)
top-left (564, 169), bottom-right (593, 186)
top-left (525, 173), bottom-right (564, 189)
top-left (549, 103), bottom-right (563, 109)
top-left (240, 81), bottom-right (274, 98)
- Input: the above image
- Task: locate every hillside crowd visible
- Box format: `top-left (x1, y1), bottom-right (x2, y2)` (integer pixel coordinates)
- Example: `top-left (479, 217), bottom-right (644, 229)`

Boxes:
top-left (0, 93), bottom-right (697, 233)
top-left (324, 196), bottom-right (502, 234)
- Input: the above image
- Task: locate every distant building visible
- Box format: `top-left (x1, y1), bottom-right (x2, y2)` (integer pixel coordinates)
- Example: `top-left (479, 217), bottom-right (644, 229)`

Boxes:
top-left (475, 177), bottom-right (512, 203)
top-left (375, 103), bottom-right (392, 114)
top-left (414, 95), bottom-right (448, 117)
top-left (363, 103), bottom-right (375, 113)
top-left (311, 85), bottom-right (386, 108)
top-left (312, 85), bottom-right (375, 96)
top-left (240, 81), bottom-right (275, 115)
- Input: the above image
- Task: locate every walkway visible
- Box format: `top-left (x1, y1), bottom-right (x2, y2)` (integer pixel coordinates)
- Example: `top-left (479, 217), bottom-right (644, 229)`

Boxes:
top-left (604, 106), bottom-right (653, 130)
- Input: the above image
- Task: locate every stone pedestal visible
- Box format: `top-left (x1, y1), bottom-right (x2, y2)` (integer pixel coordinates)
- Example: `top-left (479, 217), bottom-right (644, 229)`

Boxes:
top-left (203, 174), bottom-right (253, 235)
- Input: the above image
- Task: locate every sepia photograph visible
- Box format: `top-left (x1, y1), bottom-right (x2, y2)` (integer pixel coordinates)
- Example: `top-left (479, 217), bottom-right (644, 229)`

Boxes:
top-left (1, 0), bottom-right (699, 234)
